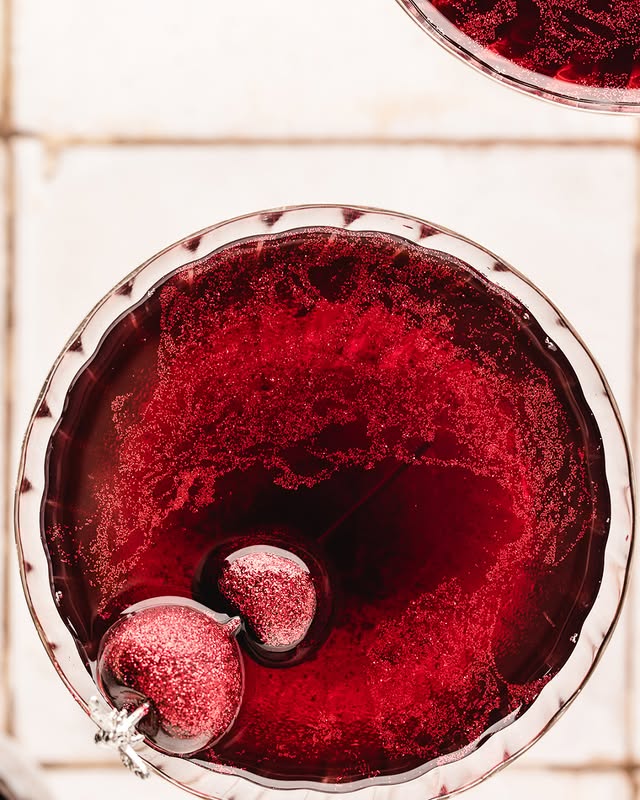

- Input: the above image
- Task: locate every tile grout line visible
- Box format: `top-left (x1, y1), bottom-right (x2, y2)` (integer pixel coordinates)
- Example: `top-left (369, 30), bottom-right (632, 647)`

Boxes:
top-left (1, 0), bottom-right (15, 739)
top-left (1, 130), bottom-right (637, 150)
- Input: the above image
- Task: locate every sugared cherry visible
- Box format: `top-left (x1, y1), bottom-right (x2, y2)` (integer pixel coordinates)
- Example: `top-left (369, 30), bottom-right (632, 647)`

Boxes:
top-left (97, 601), bottom-right (243, 756)
top-left (194, 532), bottom-right (333, 666)
top-left (218, 549), bottom-right (317, 649)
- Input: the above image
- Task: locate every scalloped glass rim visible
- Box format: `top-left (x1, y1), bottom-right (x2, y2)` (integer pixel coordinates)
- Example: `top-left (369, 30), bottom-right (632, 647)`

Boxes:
top-left (395, 0), bottom-right (640, 113)
top-left (15, 205), bottom-right (634, 800)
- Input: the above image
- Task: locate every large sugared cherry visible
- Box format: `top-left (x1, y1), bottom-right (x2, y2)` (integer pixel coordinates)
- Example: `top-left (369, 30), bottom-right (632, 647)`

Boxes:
top-left (97, 601), bottom-right (243, 756)
top-left (218, 550), bottom-right (317, 649)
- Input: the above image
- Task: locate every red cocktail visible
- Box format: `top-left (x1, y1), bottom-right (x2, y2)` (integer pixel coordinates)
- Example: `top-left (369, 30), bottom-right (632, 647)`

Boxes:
top-left (16, 206), bottom-right (633, 798)
top-left (397, 0), bottom-right (640, 110)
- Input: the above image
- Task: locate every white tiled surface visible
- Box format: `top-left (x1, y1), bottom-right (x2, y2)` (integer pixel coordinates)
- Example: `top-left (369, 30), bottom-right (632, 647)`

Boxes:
top-left (3, 1), bottom-right (640, 799)
top-left (42, 767), bottom-right (635, 800)
top-left (11, 0), bottom-right (638, 141)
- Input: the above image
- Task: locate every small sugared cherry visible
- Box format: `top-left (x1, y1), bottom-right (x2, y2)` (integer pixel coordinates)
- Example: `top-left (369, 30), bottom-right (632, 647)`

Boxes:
top-left (219, 550), bottom-right (317, 649)
top-left (97, 602), bottom-right (243, 755)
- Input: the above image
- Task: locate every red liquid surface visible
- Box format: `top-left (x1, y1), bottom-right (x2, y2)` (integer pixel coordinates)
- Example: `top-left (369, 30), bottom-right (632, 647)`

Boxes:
top-left (43, 227), bottom-right (609, 784)
top-left (427, 0), bottom-right (640, 90)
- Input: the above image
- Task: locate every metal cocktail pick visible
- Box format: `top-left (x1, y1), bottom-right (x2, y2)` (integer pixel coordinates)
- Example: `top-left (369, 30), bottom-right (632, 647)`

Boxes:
top-left (89, 696), bottom-right (151, 779)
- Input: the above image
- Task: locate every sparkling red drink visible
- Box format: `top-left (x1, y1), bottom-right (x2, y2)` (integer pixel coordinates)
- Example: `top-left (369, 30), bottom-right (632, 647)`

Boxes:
top-left (43, 226), bottom-right (609, 784)
top-left (426, 0), bottom-right (640, 89)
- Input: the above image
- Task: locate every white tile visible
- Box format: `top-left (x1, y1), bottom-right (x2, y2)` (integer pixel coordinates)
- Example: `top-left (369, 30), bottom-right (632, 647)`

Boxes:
top-left (631, 333), bottom-right (640, 760)
top-left (628, 569), bottom-right (640, 759)
top-left (46, 767), bottom-right (187, 800)
top-left (0, 734), bottom-right (55, 800)
top-left (522, 609), bottom-right (629, 765)
top-left (12, 0), bottom-right (637, 141)
top-left (11, 140), bottom-right (634, 763)
top-left (0, 0), bottom-right (5, 117)
top-left (43, 767), bottom-right (633, 800)
top-left (466, 769), bottom-right (632, 800)
top-left (10, 558), bottom-right (116, 764)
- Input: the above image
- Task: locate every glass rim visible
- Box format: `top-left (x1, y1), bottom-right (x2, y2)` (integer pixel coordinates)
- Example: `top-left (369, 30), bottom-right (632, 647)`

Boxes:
top-left (395, 0), bottom-right (640, 114)
top-left (15, 204), bottom-right (635, 800)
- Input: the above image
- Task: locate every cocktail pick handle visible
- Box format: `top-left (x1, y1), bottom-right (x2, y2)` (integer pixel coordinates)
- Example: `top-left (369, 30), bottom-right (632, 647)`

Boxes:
top-left (88, 696), bottom-right (151, 779)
